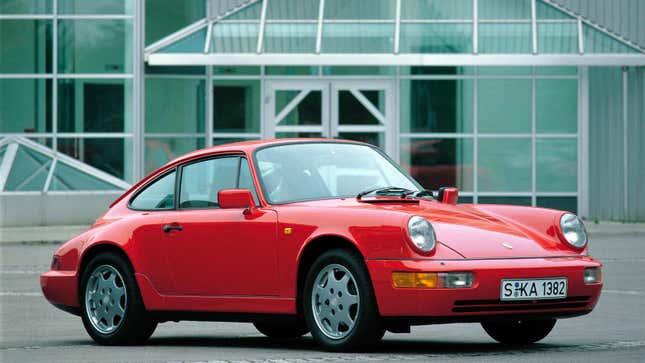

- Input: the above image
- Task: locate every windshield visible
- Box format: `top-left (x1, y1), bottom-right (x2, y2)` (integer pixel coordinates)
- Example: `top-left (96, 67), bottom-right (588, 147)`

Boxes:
top-left (255, 142), bottom-right (421, 204)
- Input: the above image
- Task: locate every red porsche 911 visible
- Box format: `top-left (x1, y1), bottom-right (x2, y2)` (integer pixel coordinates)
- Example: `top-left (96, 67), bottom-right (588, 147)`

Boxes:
top-left (41, 139), bottom-right (602, 351)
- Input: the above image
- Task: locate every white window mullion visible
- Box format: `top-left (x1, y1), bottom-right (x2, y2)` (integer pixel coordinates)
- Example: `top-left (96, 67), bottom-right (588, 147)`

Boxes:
top-left (394, 0), bottom-right (401, 54)
top-left (315, 0), bottom-right (325, 54)
top-left (256, 0), bottom-right (269, 54)
top-left (0, 143), bottom-right (19, 191)
top-left (531, 0), bottom-right (537, 54)
top-left (577, 18), bottom-right (584, 54)
top-left (473, 0), bottom-right (478, 54)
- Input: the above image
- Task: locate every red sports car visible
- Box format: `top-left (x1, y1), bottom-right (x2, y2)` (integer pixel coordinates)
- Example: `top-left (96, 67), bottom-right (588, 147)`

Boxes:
top-left (41, 139), bottom-right (602, 351)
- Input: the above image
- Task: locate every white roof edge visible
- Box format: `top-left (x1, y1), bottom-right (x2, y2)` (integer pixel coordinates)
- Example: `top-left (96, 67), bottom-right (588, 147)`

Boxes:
top-left (148, 53), bottom-right (645, 66)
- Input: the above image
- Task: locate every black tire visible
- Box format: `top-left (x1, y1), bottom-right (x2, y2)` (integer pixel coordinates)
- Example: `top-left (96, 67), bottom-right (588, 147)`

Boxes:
top-left (481, 319), bottom-right (556, 345)
top-left (303, 249), bottom-right (385, 351)
top-left (80, 252), bottom-right (157, 345)
top-left (254, 319), bottom-right (309, 339)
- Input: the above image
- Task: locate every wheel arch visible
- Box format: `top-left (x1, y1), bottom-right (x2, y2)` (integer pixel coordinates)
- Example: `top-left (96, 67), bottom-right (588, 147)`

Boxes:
top-left (77, 242), bottom-right (136, 300)
top-left (295, 234), bottom-right (369, 315)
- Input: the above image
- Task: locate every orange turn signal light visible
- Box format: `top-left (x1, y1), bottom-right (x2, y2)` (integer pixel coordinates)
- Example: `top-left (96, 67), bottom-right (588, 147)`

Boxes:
top-left (392, 272), bottom-right (438, 288)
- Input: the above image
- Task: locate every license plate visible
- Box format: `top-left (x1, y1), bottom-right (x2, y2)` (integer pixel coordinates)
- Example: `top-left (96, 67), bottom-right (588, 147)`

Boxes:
top-left (500, 278), bottom-right (567, 301)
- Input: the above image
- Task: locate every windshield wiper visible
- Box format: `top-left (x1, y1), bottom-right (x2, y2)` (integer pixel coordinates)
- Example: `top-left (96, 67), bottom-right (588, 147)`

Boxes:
top-left (406, 189), bottom-right (434, 199)
top-left (356, 186), bottom-right (415, 200)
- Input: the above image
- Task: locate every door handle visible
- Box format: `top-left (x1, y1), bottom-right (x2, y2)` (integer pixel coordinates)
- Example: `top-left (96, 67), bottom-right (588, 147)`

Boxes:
top-left (163, 223), bottom-right (183, 233)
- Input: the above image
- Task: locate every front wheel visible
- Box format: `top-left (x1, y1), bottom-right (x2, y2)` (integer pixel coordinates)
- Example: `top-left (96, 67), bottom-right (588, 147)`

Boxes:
top-left (303, 249), bottom-right (385, 351)
top-left (481, 319), bottom-right (556, 345)
top-left (80, 252), bottom-right (157, 345)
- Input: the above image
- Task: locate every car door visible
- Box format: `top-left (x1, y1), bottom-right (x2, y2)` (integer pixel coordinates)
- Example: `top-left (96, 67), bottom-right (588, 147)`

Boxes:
top-left (163, 155), bottom-right (279, 297)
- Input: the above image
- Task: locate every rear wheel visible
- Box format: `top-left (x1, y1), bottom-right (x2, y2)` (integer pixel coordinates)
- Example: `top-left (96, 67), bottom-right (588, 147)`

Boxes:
top-left (481, 319), bottom-right (556, 345)
top-left (80, 252), bottom-right (157, 345)
top-left (253, 319), bottom-right (309, 339)
top-left (303, 249), bottom-right (385, 351)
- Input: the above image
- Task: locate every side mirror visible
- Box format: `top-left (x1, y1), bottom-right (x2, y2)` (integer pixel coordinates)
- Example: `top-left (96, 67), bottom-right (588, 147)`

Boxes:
top-left (437, 187), bottom-right (458, 205)
top-left (218, 189), bottom-right (257, 215)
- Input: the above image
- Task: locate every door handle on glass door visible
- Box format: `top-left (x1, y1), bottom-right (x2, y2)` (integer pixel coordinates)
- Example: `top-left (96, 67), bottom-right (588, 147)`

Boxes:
top-left (163, 223), bottom-right (183, 233)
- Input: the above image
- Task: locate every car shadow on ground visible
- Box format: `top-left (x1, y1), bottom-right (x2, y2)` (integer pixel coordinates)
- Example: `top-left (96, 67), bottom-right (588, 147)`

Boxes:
top-left (142, 335), bottom-right (566, 355)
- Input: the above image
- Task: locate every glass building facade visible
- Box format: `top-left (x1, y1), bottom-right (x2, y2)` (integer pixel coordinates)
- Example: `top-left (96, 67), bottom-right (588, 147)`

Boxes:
top-left (1, 0), bottom-right (644, 224)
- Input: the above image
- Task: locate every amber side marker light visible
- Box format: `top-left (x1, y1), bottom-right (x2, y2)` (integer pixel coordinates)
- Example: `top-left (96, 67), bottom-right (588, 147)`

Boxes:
top-left (392, 272), bottom-right (473, 288)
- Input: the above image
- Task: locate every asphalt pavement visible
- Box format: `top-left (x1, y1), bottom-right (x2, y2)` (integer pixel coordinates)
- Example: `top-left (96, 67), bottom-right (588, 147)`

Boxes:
top-left (1, 229), bottom-right (645, 362)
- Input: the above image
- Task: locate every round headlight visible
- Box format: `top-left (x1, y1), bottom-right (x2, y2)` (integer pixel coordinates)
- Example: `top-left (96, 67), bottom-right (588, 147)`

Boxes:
top-left (407, 216), bottom-right (437, 253)
top-left (559, 213), bottom-right (587, 248)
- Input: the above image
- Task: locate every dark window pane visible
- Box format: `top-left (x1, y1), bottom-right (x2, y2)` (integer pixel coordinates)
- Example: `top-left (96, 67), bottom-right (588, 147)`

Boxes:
top-left (400, 66), bottom-right (474, 75)
top-left (130, 171), bottom-right (176, 210)
top-left (0, 19), bottom-right (52, 73)
top-left (58, 0), bottom-right (130, 14)
top-left (145, 0), bottom-right (204, 45)
top-left (266, 66), bottom-right (318, 75)
top-left (213, 80), bottom-right (260, 132)
top-left (275, 90), bottom-right (321, 126)
top-left (478, 138), bottom-right (531, 192)
top-left (537, 197), bottom-right (577, 214)
top-left (478, 196), bottom-right (532, 206)
top-left (0, 0), bottom-right (51, 13)
top-left (458, 196), bottom-right (473, 204)
top-left (213, 66), bottom-right (260, 75)
top-left (338, 90), bottom-right (383, 125)
top-left (145, 78), bottom-right (204, 133)
top-left (58, 138), bottom-right (132, 181)
top-left (1, 79), bottom-right (52, 132)
top-left (400, 23), bottom-right (472, 53)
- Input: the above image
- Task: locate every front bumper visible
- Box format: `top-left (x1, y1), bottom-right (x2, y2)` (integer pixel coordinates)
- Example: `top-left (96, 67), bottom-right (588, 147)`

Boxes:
top-left (40, 270), bottom-right (80, 313)
top-left (366, 256), bottom-right (602, 320)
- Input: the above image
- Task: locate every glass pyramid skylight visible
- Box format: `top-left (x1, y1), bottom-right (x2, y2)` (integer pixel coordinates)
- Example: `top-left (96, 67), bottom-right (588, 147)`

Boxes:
top-left (0, 137), bottom-right (129, 192)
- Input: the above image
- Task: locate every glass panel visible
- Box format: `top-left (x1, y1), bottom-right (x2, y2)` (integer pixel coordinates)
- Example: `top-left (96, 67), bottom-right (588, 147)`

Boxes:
top-left (583, 24), bottom-right (637, 53)
top-left (1, 79), bottom-right (52, 132)
top-left (58, 79), bottom-right (133, 133)
top-left (179, 157), bottom-right (239, 208)
top-left (458, 196), bottom-right (473, 204)
top-left (400, 23), bottom-right (472, 53)
top-left (144, 137), bottom-right (204, 175)
top-left (536, 138), bottom-right (577, 192)
top-left (538, 21), bottom-right (578, 53)
top-left (477, 66), bottom-right (531, 75)
top-left (535, 66), bottom-right (577, 75)
top-left (537, 197), bottom-right (577, 214)
top-left (479, 0), bottom-right (530, 19)
top-left (212, 23), bottom-right (258, 53)
top-left (239, 158), bottom-right (260, 205)
top-left (401, 0), bottom-right (472, 19)
top-left (213, 66), bottom-right (261, 75)
top-left (266, 0), bottom-right (319, 19)
top-left (266, 66), bottom-right (318, 75)
top-left (264, 23), bottom-right (316, 53)
top-left (479, 23), bottom-right (531, 53)
top-left (478, 138), bottom-right (531, 192)
top-left (276, 132), bottom-right (322, 138)
top-left (322, 66), bottom-right (395, 75)
top-left (536, 79), bottom-right (577, 133)
top-left (58, 138), bottom-right (133, 181)
top-left (400, 138), bottom-right (474, 191)
top-left (400, 66), bottom-right (474, 75)
top-left (478, 79), bottom-right (531, 133)
top-left (338, 90), bottom-right (384, 125)
top-left (276, 90), bottom-right (321, 126)
top-left (0, 20), bottom-right (51, 73)
top-left (0, 145), bottom-right (5, 161)
top-left (159, 28), bottom-right (206, 53)
top-left (226, 2), bottom-right (261, 20)
top-left (4, 145), bottom-right (51, 191)
top-left (322, 23), bottom-right (394, 53)
top-left (0, 0), bottom-right (51, 13)
top-left (213, 80), bottom-right (260, 132)
top-left (58, 19), bottom-right (131, 73)
top-left (536, 1), bottom-right (569, 19)
top-left (129, 170), bottom-right (176, 209)
top-left (58, 0), bottom-right (131, 14)
top-left (324, 0), bottom-right (395, 19)
top-left (145, 0), bottom-right (204, 45)
top-left (478, 196), bottom-right (532, 206)
top-left (26, 136), bottom-right (52, 147)
top-left (50, 161), bottom-right (123, 191)
top-left (337, 132), bottom-right (384, 149)
top-left (212, 137), bottom-right (259, 146)
top-left (400, 79), bottom-right (474, 133)
top-left (145, 78), bottom-right (204, 133)
top-left (145, 65), bottom-right (205, 75)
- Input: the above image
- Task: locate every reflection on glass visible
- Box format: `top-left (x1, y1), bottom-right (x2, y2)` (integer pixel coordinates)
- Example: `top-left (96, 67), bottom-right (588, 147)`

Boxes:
top-left (322, 23), bottom-right (394, 53)
top-left (58, 79), bottom-right (132, 133)
top-left (50, 162), bottom-right (120, 191)
top-left (583, 24), bottom-right (637, 53)
top-left (536, 79), bottom-right (577, 133)
top-left (400, 79), bottom-right (473, 133)
top-left (212, 23), bottom-right (259, 53)
top-left (538, 22), bottom-right (578, 54)
top-left (324, 0), bottom-right (395, 19)
top-left (264, 23), bottom-right (317, 53)
top-left (276, 90), bottom-right (321, 126)
top-left (0, 0), bottom-right (51, 14)
top-left (478, 196), bottom-right (532, 206)
top-left (401, 0), bottom-right (473, 19)
top-left (213, 80), bottom-right (260, 132)
top-left (58, 0), bottom-right (131, 14)
top-left (479, 23), bottom-right (531, 53)
top-left (400, 23), bottom-right (472, 53)
top-left (400, 138), bottom-right (474, 191)
top-left (144, 137), bottom-right (205, 175)
top-left (58, 19), bottom-right (131, 73)
top-left (536, 138), bottom-right (577, 192)
top-left (479, 0), bottom-right (531, 19)
top-left (145, 78), bottom-right (205, 133)
top-left (5, 145), bottom-right (52, 191)
top-left (58, 138), bottom-right (133, 181)
top-left (0, 20), bottom-right (51, 73)
top-left (478, 138), bottom-right (531, 192)
top-left (338, 90), bottom-right (384, 125)
top-left (322, 66), bottom-right (395, 76)
top-left (537, 197), bottom-right (577, 213)
top-left (159, 28), bottom-right (206, 53)
top-left (266, 0), bottom-right (319, 19)
top-left (1, 79), bottom-right (52, 132)
top-left (478, 79), bottom-right (531, 133)
top-left (145, 0), bottom-right (204, 45)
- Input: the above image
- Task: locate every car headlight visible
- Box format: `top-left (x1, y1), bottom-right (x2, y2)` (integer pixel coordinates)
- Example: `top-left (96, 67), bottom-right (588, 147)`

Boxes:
top-left (559, 213), bottom-right (587, 248)
top-left (406, 216), bottom-right (437, 253)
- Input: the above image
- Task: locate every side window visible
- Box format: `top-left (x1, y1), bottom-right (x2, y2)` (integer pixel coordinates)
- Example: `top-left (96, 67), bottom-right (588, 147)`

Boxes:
top-left (179, 157), bottom-right (238, 208)
top-left (239, 158), bottom-right (260, 205)
top-left (130, 170), bottom-right (176, 210)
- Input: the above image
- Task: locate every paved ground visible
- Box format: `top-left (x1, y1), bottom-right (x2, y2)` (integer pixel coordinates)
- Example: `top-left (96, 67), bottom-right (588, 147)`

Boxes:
top-left (1, 230), bottom-right (644, 362)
